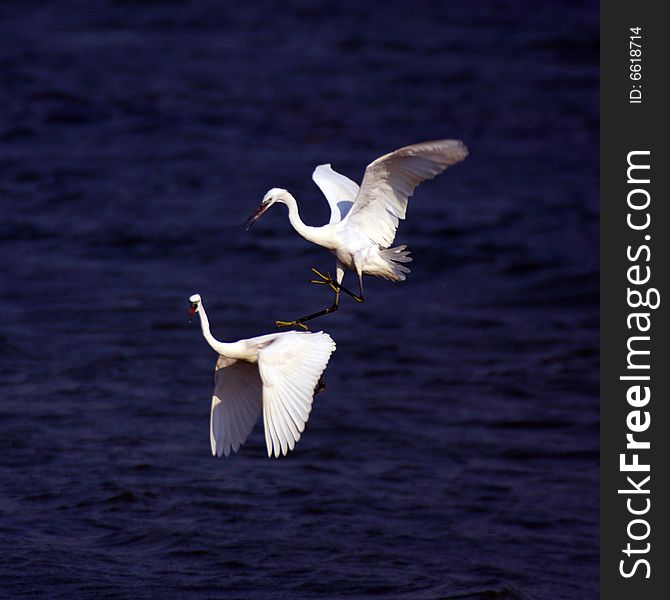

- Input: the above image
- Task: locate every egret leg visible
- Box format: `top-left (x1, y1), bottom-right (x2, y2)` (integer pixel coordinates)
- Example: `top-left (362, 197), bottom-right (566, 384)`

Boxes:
top-left (275, 262), bottom-right (361, 328)
top-left (275, 302), bottom-right (339, 330)
top-left (310, 268), bottom-right (364, 303)
top-left (276, 286), bottom-right (362, 329)
top-left (314, 375), bottom-right (326, 395)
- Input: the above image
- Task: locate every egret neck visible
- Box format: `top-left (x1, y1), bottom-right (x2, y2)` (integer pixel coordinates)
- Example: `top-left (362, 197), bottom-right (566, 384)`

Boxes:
top-left (195, 302), bottom-right (247, 359)
top-left (280, 191), bottom-right (326, 247)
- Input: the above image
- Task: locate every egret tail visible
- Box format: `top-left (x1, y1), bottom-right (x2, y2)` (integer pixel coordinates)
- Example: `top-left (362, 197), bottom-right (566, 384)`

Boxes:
top-left (379, 245), bottom-right (412, 281)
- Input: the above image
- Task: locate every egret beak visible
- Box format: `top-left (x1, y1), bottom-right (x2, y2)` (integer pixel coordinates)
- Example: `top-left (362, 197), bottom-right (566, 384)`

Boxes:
top-left (244, 201), bottom-right (271, 230)
top-left (188, 303), bottom-right (198, 323)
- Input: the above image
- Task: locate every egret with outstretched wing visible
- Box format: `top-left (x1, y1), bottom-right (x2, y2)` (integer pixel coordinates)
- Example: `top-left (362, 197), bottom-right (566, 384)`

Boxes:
top-left (245, 139), bottom-right (469, 328)
top-left (188, 294), bottom-right (335, 458)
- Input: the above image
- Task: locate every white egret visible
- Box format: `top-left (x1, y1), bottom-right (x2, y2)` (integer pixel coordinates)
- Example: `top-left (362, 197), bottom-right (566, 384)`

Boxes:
top-left (245, 139), bottom-right (469, 328)
top-left (188, 294), bottom-right (336, 458)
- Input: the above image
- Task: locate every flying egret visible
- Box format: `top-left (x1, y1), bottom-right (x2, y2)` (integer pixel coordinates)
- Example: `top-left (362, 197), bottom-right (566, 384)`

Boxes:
top-left (245, 139), bottom-right (469, 328)
top-left (188, 294), bottom-right (336, 458)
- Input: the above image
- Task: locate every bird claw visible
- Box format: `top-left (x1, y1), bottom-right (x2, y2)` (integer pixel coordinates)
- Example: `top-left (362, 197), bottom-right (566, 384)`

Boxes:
top-left (314, 376), bottom-right (326, 395)
top-left (310, 268), bottom-right (339, 293)
top-left (275, 319), bottom-right (309, 331)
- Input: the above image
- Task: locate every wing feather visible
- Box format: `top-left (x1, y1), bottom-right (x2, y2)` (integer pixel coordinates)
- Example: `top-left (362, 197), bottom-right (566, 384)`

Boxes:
top-left (257, 331), bottom-right (336, 457)
top-left (263, 396), bottom-right (281, 458)
top-left (343, 139), bottom-right (468, 247)
top-left (210, 359), bottom-right (263, 458)
top-left (312, 164), bottom-right (360, 224)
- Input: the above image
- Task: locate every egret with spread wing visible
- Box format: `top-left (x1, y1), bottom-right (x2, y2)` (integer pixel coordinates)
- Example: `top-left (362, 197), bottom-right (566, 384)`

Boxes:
top-left (188, 294), bottom-right (335, 458)
top-left (245, 139), bottom-right (469, 328)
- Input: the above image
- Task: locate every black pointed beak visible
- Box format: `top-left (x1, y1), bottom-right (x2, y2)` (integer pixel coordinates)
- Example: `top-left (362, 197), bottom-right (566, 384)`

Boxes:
top-left (244, 201), bottom-right (270, 230)
top-left (188, 303), bottom-right (198, 323)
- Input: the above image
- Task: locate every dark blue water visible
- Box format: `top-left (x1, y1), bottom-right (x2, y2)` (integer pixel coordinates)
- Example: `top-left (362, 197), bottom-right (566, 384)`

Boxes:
top-left (0, 1), bottom-right (598, 598)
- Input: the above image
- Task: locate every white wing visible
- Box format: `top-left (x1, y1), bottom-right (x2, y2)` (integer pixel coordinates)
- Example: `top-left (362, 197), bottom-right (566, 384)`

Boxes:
top-left (210, 355), bottom-right (263, 457)
top-left (343, 139), bottom-right (469, 247)
top-left (312, 163), bottom-right (360, 224)
top-left (257, 331), bottom-right (336, 458)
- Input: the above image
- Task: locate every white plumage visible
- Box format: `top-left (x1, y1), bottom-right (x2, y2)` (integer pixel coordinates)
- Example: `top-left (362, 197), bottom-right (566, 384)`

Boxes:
top-left (245, 139), bottom-right (468, 327)
top-left (343, 140), bottom-right (468, 248)
top-left (189, 294), bottom-right (336, 458)
top-left (312, 163), bottom-right (358, 224)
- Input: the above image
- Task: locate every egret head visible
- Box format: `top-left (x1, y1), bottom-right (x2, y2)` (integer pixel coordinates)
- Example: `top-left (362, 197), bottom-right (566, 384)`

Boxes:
top-left (244, 188), bottom-right (288, 230)
top-left (188, 293), bottom-right (202, 322)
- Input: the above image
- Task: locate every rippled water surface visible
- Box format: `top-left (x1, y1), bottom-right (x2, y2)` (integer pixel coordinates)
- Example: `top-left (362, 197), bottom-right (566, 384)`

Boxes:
top-left (0, 1), bottom-right (598, 598)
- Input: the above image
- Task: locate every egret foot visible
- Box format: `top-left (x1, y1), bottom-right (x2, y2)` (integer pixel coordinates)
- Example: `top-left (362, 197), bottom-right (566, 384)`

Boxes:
top-left (314, 376), bottom-right (326, 395)
top-left (276, 303), bottom-right (338, 329)
top-left (275, 319), bottom-right (309, 331)
top-left (310, 268), bottom-right (339, 294)
top-left (310, 267), bottom-right (364, 303)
